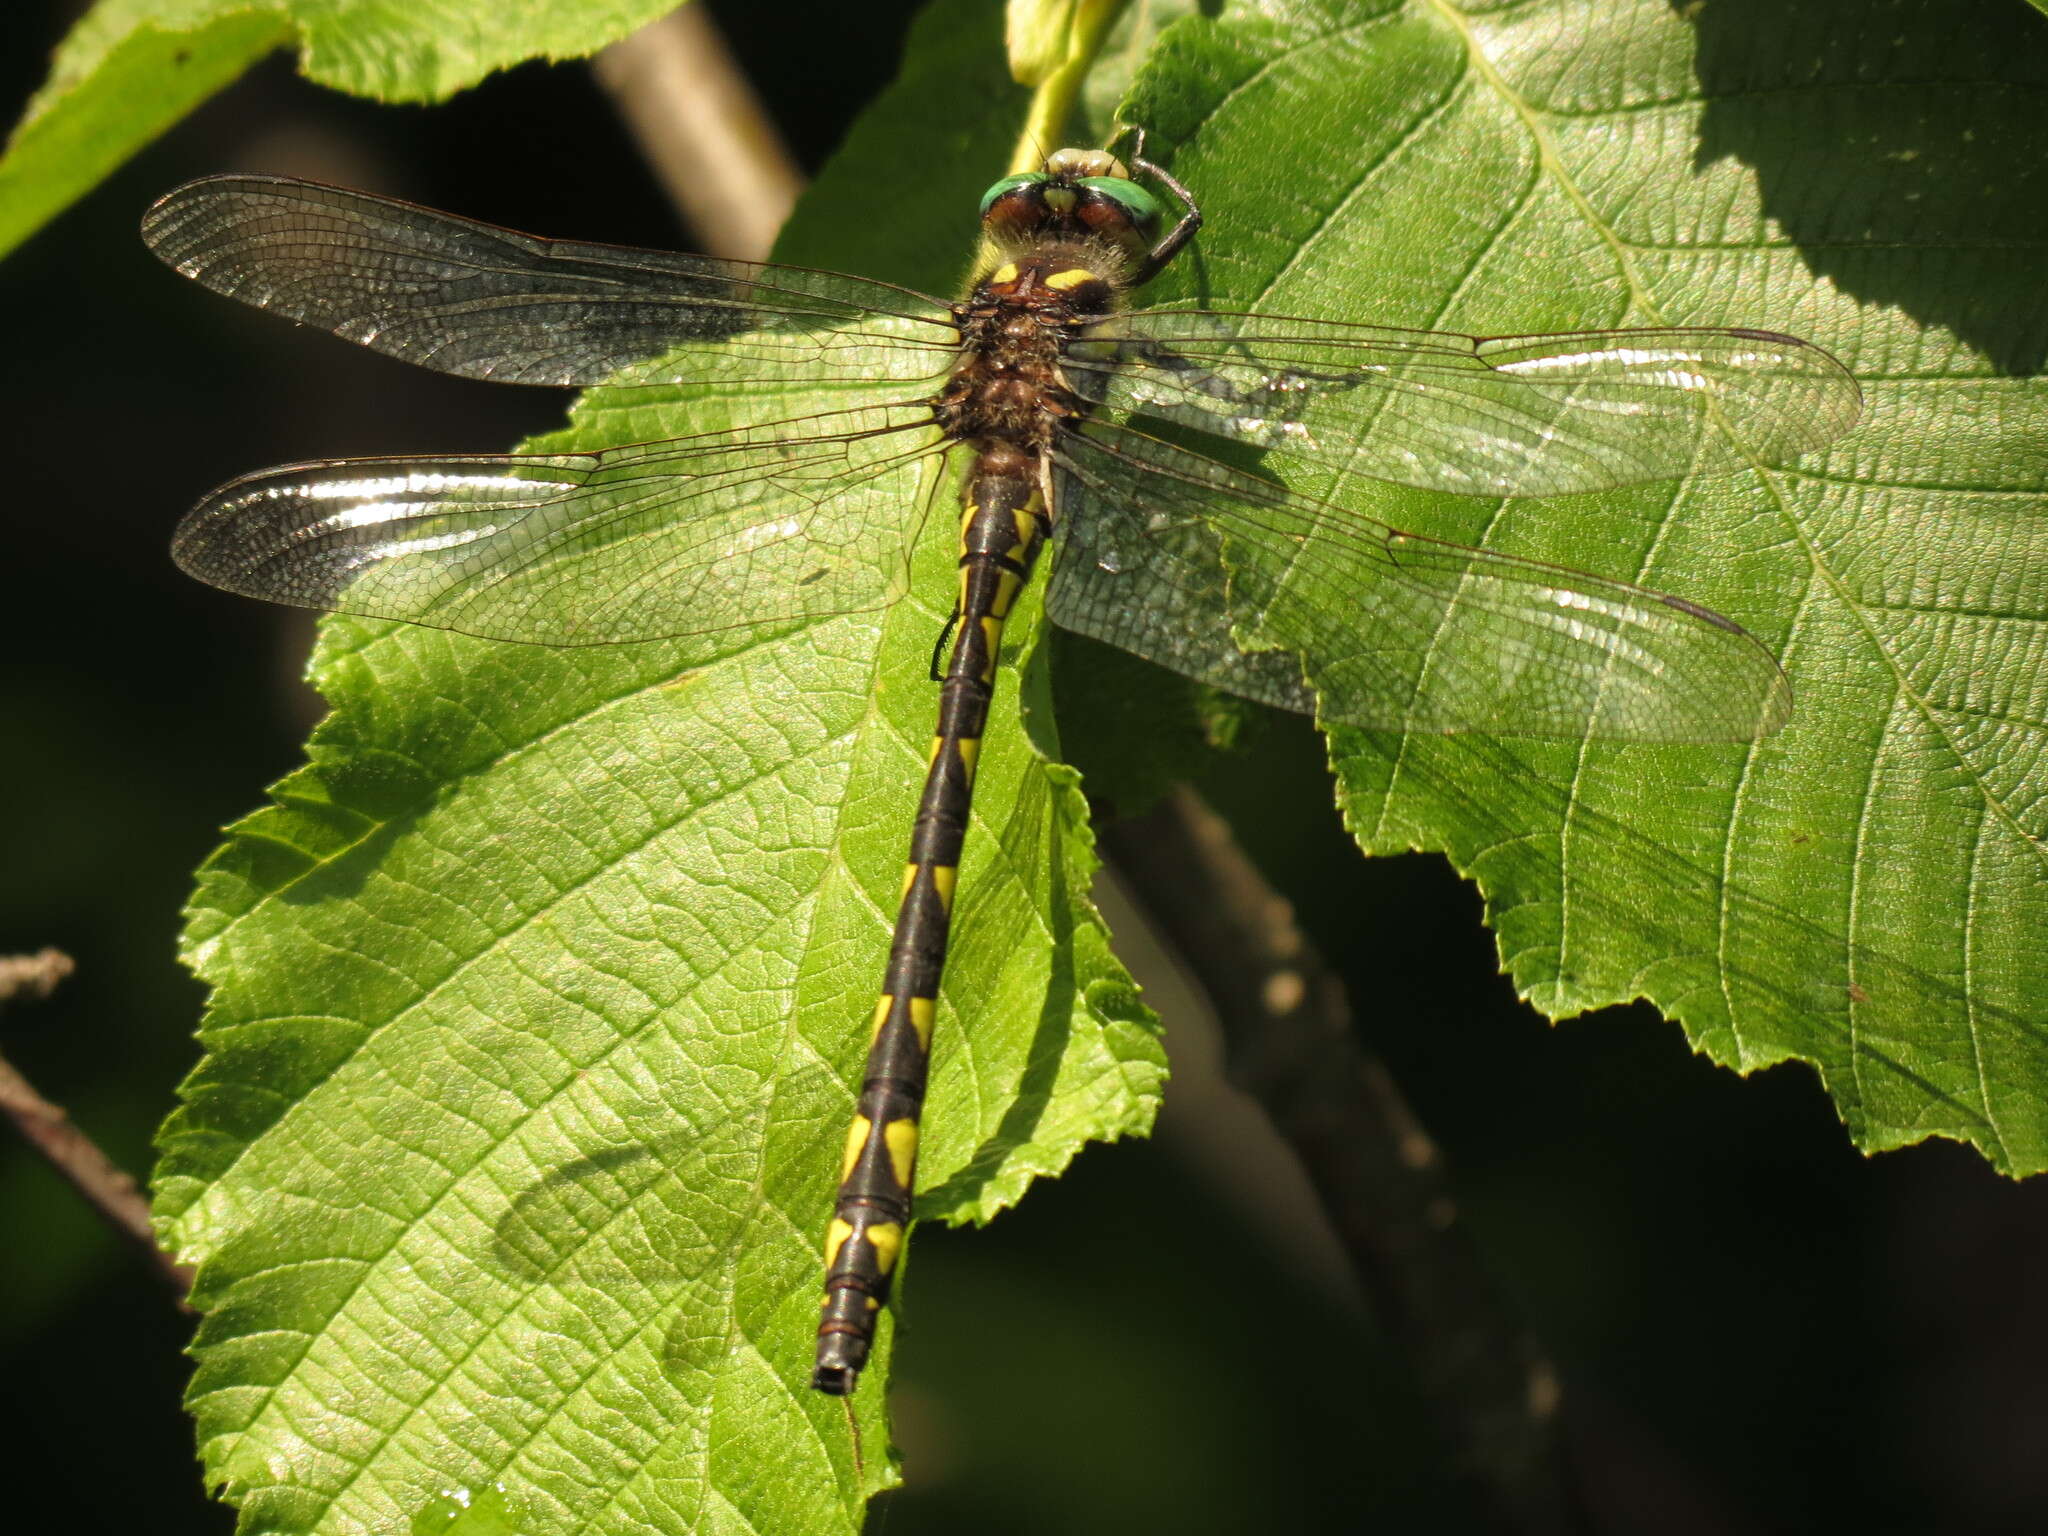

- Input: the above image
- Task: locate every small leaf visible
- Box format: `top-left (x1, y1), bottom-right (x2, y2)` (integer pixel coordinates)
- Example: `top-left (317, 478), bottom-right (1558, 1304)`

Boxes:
top-left (0, 0), bottom-right (688, 259)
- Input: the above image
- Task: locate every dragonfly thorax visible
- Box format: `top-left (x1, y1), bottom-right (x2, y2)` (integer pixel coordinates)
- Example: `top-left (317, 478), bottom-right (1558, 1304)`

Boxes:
top-left (934, 248), bottom-right (1119, 451)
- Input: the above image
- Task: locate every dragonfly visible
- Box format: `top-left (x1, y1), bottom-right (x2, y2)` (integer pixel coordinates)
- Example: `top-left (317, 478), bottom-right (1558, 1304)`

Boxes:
top-left (143, 133), bottom-right (1861, 1396)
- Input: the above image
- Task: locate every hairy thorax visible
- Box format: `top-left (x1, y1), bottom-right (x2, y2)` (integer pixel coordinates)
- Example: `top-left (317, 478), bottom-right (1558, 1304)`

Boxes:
top-left (931, 241), bottom-right (1128, 452)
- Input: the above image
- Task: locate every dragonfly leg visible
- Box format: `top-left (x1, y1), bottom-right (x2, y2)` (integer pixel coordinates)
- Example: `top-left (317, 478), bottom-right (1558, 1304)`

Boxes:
top-left (1130, 152), bottom-right (1203, 285)
top-left (929, 607), bottom-right (961, 683)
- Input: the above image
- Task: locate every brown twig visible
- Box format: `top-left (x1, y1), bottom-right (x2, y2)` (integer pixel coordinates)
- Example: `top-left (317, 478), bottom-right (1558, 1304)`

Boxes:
top-left (591, 6), bottom-right (803, 262)
top-left (0, 951), bottom-right (196, 1305)
top-left (1102, 788), bottom-right (1580, 1534)
top-left (0, 946), bottom-right (74, 1003)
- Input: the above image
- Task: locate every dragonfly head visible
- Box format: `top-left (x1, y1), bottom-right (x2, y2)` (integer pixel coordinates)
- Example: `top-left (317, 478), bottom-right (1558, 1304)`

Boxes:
top-left (978, 147), bottom-right (1165, 266)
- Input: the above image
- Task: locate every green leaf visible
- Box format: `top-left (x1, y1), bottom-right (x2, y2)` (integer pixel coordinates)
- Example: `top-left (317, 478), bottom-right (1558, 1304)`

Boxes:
top-left (1108, 0), bottom-right (2048, 1171)
top-left (150, 0), bottom-right (2048, 1529)
top-left (0, 0), bottom-right (685, 259)
top-left (158, 4), bottom-right (1163, 1533)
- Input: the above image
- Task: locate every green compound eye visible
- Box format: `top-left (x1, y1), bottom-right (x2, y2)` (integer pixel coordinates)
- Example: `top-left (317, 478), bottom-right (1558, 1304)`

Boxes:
top-left (979, 173), bottom-right (1046, 217)
top-left (1078, 176), bottom-right (1164, 233)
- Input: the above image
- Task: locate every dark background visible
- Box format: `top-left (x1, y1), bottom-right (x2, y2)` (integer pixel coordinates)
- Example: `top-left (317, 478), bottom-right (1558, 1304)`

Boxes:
top-left (3, 2), bottom-right (2045, 1533)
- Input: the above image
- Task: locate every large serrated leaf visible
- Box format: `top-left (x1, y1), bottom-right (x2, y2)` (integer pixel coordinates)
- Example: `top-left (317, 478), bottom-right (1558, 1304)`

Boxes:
top-left (156, 4), bottom-right (1166, 1533)
top-left (1105, 0), bottom-right (2048, 1171)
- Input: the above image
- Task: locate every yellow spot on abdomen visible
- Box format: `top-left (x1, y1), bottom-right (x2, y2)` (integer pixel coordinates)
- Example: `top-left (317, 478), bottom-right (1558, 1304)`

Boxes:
top-left (930, 864), bottom-right (956, 912)
top-left (979, 614), bottom-right (1006, 677)
top-left (871, 995), bottom-right (894, 1042)
top-left (865, 1221), bottom-right (905, 1274)
top-left (884, 1119), bottom-right (919, 1189)
top-left (841, 1116), bottom-right (872, 1181)
top-left (908, 996), bottom-right (935, 1050)
top-left (824, 1217), bottom-right (854, 1269)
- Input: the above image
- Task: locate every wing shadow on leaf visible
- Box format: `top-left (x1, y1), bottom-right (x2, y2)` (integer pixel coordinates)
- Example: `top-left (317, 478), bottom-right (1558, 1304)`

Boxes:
top-left (487, 1066), bottom-right (841, 1382)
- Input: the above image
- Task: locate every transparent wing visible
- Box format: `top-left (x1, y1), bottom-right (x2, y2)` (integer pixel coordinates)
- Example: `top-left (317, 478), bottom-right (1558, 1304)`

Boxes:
top-left (142, 175), bottom-right (961, 389)
top-left (1044, 458), bottom-right (1317, 717)
top-left (173, 406), bottom-right (951, 645)
top-left (1049, 421), bottom-right (1792, 741)
top-left (1066, 313), bottom-right (1861, 497)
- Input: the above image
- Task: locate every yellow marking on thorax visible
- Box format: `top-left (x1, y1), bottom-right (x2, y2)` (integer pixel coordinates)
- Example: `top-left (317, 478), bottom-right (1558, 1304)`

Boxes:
top-left (883, 1120), bottom-right (919, 1188)
top-left (841, 1116), bottom-right (873, 1181)
top-left (1044, 266), bottom-right (1099, 292)
top-left (989, 261), bottom-right (1019, 286)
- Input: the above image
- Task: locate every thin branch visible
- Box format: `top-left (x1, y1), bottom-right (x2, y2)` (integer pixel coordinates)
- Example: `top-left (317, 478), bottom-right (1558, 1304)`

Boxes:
top-left (0, 946), bottom-right (74, 1003)
top-left (0, 951), bottom-right (196, 1305)
top-left (1102, 789), bottom-right (1581, 1535)
top-left (592, 6), bottom-right (803, 262)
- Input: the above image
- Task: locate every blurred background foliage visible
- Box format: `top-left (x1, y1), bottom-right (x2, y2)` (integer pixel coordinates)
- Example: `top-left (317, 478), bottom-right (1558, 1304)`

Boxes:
top-left (3, 2), bottom-right (2047, 1532)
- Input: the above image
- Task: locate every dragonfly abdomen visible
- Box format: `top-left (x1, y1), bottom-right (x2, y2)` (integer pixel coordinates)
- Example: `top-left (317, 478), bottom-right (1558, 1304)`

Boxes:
top-left (811, 451), bottom-right (1050, 1395)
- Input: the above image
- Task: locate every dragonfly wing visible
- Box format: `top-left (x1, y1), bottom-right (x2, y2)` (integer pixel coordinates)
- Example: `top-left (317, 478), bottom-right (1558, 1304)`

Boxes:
top-left (142, 175), bottom-right (961, 389)
top-left (173, 407), bottom-right (950, 645)
top-left (1045, 458), bottom-right (1316, 717)
top-left (1071, 313), bottom-right (1861, 497)
top-left (1054, 422), bottom-right (1792, 741)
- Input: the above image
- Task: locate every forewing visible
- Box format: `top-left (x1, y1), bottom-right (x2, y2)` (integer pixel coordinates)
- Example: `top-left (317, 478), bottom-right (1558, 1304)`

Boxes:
top-left (141, 175), bottom-right (960, 389)
top-left (1053, 422), bottom-right (1792, 741)
top-left (173, 407), bottom-right (950, 645)
top-left (1071, 313), bottom-right (1861, 497)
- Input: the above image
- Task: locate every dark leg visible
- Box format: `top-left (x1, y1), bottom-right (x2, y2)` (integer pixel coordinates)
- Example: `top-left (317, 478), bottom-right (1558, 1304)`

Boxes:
top-left (1130, 151), bottom-right (1203, 284)
top-left (929, 608), bottom-right (960, 683)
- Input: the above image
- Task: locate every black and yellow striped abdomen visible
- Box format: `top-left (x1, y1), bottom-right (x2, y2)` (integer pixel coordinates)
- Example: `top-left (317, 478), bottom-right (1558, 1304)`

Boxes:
top-left (810, 452), bottom-right (1050, 1394)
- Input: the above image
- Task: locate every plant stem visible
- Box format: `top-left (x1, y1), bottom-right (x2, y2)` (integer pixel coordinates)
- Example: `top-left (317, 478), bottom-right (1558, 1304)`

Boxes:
top-left (1102, 790), bottom-right (1583, 1535)
top-left (592, 6), bottom-right (803, 262)
top-left (0, 950), bottom-right (196, 1305)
